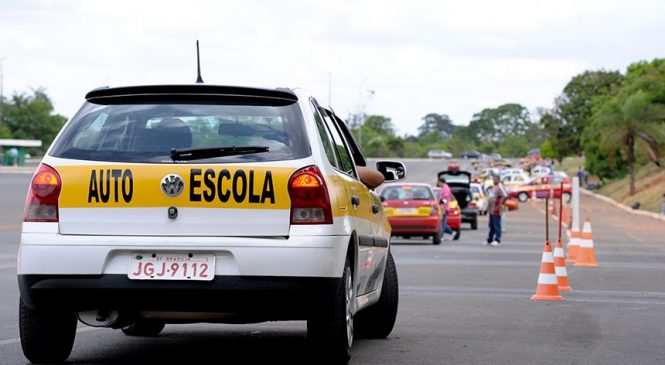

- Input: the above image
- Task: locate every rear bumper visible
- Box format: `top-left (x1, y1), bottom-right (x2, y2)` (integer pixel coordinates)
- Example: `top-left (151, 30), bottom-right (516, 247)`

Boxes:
top-left (446, 215), bottom-right (461, 229)
top-left (17, 232), bottom-right (350, 278)
top-left (18, 274), bottom-right (338, 319)
top-left (388, 216), bottom-right (440, 234)
top-left (461, 208), bottom-right (478, 223)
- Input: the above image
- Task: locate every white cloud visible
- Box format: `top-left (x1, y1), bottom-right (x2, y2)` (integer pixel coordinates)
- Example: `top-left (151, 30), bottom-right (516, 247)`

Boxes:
top-left (1, 0), bottom-right (664, 135)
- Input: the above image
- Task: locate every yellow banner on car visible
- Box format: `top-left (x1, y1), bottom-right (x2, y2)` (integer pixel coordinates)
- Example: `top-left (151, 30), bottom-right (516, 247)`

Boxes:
top-left (55, 165), bottom-right (295, 209)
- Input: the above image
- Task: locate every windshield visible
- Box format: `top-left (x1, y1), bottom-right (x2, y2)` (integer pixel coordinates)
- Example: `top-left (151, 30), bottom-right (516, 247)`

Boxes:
top-left (49, 102), bottom-right (310, 163)
top-left (382, 186), bottom-right (433, 200)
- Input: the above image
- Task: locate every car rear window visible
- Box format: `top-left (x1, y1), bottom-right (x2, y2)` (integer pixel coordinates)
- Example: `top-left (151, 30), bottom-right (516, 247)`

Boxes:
top-left (50, 102), bottom-right (311, 163)
top-left (382, 186), bottom-right (433, 200)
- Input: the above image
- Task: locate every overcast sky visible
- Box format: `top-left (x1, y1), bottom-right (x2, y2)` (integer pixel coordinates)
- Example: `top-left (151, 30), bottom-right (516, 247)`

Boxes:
top-left (1, 0), bottom-right (664, 135)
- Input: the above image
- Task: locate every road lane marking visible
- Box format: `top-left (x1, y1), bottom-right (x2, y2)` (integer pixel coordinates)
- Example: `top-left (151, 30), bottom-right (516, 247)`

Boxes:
top-left (0, 326), bottom-right (100, 346)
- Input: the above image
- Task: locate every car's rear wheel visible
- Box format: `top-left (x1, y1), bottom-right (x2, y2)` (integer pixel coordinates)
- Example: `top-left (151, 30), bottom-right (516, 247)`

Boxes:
top-left (355, 251), bottom-right (398, 339)
top-left (19, 299), bottom-right (77, 364)
top-left (518, 192), bottom-right (529, 202)
top-left (432, 228), bottom-right (442, 245)
top-left (453, 230), bottom-right (461, 240)
top-left (471, 218), bottom-right (478, 230)
top-left (308, 258), bottom-right (354, 364)
top-left (122, 319), bottom-right (166, 337)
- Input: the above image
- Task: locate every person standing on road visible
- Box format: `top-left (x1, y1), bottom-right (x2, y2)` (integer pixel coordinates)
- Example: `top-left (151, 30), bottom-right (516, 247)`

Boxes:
top-left (437, 177), bottom-right (456, 241)
top-left (486, 173), bottom-right (507, 247)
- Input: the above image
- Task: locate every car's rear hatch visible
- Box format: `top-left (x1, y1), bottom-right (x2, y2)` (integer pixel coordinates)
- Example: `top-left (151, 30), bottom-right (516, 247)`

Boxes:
top-left (438, 170), bottom-right (472, 209)
top-left (47, 85), bottom-right (310, 237)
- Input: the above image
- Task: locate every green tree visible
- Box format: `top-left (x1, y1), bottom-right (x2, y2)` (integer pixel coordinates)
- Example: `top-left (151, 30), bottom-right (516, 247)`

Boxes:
top-left (541, 70), bottom-right (624, 159)
top-left (467, 103), bottom-right (531, 145)
top-left (4, 89), bottom-right (67, 153)
top-left (592, 90), bottom-right (665, 194)
top-left (417, 113), bottom-right (454, 139)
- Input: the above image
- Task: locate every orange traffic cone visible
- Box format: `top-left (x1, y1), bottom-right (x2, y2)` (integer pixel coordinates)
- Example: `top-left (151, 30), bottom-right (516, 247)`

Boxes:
top-left (554, 239), bottom-right (572, 291)
top-left (531, 241), bottom-right (563, 301)
top-left (575, 217), bottom-right (598, 267)
top-left (566, 229), bottom-right (580, 264)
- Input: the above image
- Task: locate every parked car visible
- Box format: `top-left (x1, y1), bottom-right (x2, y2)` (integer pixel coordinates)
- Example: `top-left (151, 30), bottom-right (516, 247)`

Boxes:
top-left (460, 150), bottom-right (481, 159)
top-left (501, 173), bottom-right (532, 192)
top-left (509, 175), bottom-right (572, 202)
top-left (381, 183), bottom-right (443, 245)
top-left (427, 149), bottom-right (452, 159)
top-left (530, 165), bottom-right (552, 178)
top-left (432, 187), bottom-right (462, 240)
top-left (470, 183), bottom-right (488, 215)
top-left (438, 170), bottom-right (478, 230)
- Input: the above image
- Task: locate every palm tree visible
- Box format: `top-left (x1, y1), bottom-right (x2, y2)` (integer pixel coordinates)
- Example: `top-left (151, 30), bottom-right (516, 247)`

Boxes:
top-left (596, 90), bottom-right (665, 195)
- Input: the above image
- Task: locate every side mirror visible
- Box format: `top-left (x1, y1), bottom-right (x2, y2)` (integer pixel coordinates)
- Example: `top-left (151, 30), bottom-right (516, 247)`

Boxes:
top-left (376, 161), bottom-right (406, 181)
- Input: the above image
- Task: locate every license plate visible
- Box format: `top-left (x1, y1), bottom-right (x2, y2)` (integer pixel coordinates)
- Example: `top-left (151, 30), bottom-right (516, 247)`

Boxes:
top-left (128, 253), bottom-right (215, 281)
top-left (397, 207), bottom-right (417, 215)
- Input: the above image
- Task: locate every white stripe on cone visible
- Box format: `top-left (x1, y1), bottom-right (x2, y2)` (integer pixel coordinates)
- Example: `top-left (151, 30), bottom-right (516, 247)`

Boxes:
top-left (541, 252), bottom-right (554, 263)
top-left (555, 266), bottom-right (568, 276)
top-left (580, 238), bottom-right (593, 248)
top-left (554, 247), bottom-right (565, 257)
top-left (537, 273), bottom-right (558, 285)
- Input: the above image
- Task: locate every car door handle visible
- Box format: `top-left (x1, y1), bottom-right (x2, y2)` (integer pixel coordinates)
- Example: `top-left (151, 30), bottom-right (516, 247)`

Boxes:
top-left (351, 196), bottom-right (360, 206)
top-left (371, 204), bottom-right (380, 214)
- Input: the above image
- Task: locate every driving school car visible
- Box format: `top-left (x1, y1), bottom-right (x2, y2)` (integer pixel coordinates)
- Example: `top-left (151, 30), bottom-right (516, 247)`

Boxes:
top-left (509, 175), bottom-right (572, 203)
top-left (380, 183), bottom-right (443, 245)
top-left (17, 84), bottom-right (405, 364)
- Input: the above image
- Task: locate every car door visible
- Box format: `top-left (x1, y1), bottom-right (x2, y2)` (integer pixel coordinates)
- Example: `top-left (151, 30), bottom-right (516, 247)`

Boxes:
top-left (322, 108), bottom-right (388, 296)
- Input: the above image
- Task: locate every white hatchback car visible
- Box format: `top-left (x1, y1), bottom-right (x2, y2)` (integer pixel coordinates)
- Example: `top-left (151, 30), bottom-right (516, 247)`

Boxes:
top-left (17, 84), bottom-right (405, 364)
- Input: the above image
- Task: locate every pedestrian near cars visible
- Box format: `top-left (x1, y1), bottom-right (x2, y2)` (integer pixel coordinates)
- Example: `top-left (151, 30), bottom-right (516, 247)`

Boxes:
top-left (437, 177), bottom-right (456, 241)
top-left (485, 173), bottom-right (507, 247)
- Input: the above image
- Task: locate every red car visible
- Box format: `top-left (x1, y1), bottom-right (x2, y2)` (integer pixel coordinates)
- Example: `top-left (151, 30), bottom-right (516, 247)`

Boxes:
top-left (380, 183), bottom-right (443, 245)
top-left (432, 187), bottom-right (461, 240)
top-left (509, 175), bottom-right (572, 203)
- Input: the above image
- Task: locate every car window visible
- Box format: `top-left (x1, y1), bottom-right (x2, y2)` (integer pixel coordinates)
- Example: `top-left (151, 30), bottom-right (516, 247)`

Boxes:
top-left (311, 101), bottom-right (339, 168)
top-left (50, 102), bottom-right (310, 163)
top-left (321, 110), bottom-right (356, 177)
top-left (382, 186), bottom-right (433, 200)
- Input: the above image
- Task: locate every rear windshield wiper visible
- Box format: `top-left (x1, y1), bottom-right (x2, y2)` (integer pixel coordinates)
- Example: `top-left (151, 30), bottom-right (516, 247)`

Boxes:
top-left (170, 146), bottom-right (269, 161)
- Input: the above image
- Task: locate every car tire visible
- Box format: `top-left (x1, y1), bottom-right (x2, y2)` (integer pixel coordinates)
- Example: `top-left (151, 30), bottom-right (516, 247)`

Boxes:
top-left (122, 319), bottom-right (166, 337)
top-left (355, 251), bottom-right (398, 339)
top-left (471, 218), bottom-right (478, 230)
top-left (432, 228), bottom-right (442, 245)
top-left (453, 230), bottom-right (461, 240)
top-left (518, 192), bottom-right (529, 202)
top-left (307, 258), bottom-right (354, 364)
top-left (19, 299), bottom-right (77, 364)
top-left (563, 192), bottom-right (572, 203)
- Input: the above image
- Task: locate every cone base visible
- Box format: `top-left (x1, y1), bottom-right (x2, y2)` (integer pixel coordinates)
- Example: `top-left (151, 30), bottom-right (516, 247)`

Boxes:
top-left (531, 294), bottom-right (563, 301)
top-left (558, 286), bottom-right (573, 291)
top-left (565, 258), bottom-right (576, 264)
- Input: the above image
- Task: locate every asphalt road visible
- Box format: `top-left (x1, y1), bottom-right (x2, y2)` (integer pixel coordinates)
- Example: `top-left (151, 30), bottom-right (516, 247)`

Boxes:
top-left (1, 160), bottom-right (665, 364)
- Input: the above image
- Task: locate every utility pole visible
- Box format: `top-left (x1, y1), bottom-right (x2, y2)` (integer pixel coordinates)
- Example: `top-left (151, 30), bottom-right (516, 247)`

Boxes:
top-left (0, 57), bottom-right (5, 127)
top-left (327, 72), bottom-right (332, 106)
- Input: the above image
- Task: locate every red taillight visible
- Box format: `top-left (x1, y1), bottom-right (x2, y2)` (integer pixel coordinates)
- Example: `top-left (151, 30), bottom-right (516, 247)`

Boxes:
top-left (288, 165), bottom-right (333, 225)
top-left (450, 208), bottom-right (460, 216)
top-left (24, 164), bottom-right (61, 222)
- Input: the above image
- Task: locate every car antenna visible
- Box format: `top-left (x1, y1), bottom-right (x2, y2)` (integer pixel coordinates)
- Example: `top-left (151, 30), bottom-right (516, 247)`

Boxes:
top-left (195, 40), bottom-right (204, 83)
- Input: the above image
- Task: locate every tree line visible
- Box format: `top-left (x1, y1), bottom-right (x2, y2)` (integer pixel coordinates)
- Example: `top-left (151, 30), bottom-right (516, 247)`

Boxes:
top-left (0, 89), bottom-right (66, 154)
top-left (350, 58), bottom-right (664, 195)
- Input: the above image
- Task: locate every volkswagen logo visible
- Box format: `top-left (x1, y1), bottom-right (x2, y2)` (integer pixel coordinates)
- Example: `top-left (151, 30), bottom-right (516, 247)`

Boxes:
top-left (161, 174), bottom-right (184, 197)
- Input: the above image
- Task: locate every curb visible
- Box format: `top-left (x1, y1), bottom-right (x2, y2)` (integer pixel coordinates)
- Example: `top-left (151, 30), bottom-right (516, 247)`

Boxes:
top-left (580, 188), bottom-right (665, 222)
